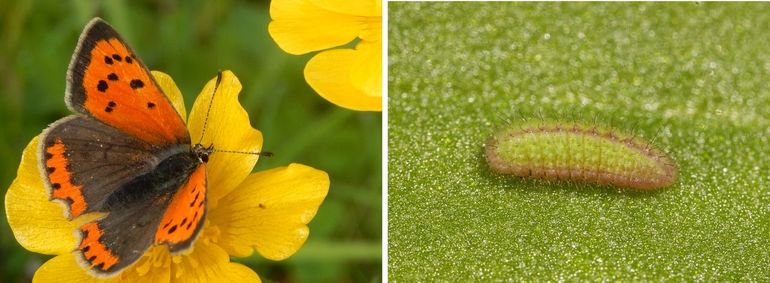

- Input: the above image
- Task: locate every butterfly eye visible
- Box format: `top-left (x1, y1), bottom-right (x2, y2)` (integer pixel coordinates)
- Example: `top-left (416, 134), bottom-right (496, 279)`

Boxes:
top-left (191, 144), bottom-right (211, 163)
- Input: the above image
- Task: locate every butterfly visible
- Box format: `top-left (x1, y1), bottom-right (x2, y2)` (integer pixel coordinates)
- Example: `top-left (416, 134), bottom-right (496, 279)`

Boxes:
top-left (39, 18), bottom-right (216, 277)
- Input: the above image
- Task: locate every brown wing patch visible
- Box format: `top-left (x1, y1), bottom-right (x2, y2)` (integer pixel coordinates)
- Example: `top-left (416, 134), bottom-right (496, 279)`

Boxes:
top-left (80, 38), bottom-right (188, 145)
top-left (155, 164), bottom-right (207, 251)
top-left (44, 138), bottom-right (87, 218)
top-left (78, 222), bottom-right (119, 272)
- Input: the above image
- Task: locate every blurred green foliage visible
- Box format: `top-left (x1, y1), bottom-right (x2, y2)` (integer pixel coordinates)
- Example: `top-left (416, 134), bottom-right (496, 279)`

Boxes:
top-left (389, 2), bottom-right (769, 281)
top-left (0, 0), bottom-right (381, 282)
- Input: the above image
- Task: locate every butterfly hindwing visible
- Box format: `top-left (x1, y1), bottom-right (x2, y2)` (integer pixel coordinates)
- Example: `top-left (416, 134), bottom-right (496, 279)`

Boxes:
top-left (40, 116), bottom-right (159, 219)
top-left (76, 151), bottom-right (204, 275)
top-left (67, 18), bottom-right (189, 145)
top-left (155, 165), bottom-right (208, 252)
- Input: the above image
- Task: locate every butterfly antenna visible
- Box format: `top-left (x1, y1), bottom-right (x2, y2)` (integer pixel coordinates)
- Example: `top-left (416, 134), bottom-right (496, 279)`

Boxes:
top-left (214, 149), bottom-right (274, 157)
top-left (198, 70), bottom-right (223, 145)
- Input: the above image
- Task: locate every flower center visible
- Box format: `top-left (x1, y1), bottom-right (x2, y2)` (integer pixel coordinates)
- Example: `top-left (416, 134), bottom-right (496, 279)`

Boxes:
top-left (121, 222), bottom-right (223, 279)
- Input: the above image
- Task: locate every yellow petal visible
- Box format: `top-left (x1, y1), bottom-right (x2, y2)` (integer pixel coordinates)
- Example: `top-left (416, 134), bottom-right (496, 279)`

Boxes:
top-left (209, 164), bottom-right (329, 260)
top-left (269, 0), bottom-right (368, 54)
top-left (170, 239), bottom-right (260, 283)
top-left (5, 136), bottom-right (79, 255)
top-left (33, 254), bottom-right (117, 283)
top-left (310, 0), bottom-right (381, 17)
top-left (349, 40), bottom-right (382, 98)
top-left (151, 71), bottom-right (187, 123)
top-left (304, 46), bottom-right (382, 111)
top-left (309, 0), bottom-right (382, 41)
top-left (187, 71), bottom-right (263, 210)
top-left (33, 253), bottom-right (171, 282)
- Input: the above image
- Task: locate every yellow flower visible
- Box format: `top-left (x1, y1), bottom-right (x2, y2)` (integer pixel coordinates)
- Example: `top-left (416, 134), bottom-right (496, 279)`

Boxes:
top-left (268, 0), bottom-right (382, 112)
top-left (4, 71), bottom-right (330, 282)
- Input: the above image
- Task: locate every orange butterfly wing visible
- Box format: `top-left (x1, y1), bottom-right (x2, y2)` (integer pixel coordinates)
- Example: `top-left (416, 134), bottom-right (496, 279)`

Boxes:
top-left (78, 222), bottom-right (120, 272)
top-left (42, 136), bottom-right (87, 218)
top-left (67, 19), bottom-right (189, 145)
top-left (155, 164), bottom-right (208, 252)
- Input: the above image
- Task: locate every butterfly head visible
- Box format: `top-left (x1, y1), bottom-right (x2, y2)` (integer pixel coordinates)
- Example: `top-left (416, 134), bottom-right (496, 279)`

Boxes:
top-left (193, 143), bottom-right (214, 163)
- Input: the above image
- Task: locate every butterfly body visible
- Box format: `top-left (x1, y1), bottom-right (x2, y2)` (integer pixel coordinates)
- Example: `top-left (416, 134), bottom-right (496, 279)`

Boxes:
top-left (39, 18), bottom-right (209, 276)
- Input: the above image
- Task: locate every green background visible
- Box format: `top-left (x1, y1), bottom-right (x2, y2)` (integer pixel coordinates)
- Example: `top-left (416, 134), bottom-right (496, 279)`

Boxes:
top-left (0, 0), bottom-right (381, 282)
top-left (389, 2), bottom-right (768, 281)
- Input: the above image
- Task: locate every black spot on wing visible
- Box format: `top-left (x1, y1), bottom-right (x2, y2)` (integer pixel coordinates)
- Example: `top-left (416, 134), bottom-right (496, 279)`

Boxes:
top-left (105, 100), bottom-right (116, 113)
top-left (97, 80), bottom-right (108, 92)
top-left (189, 192), bottom-right (199, 207)
top-left (130, 79), bottom-right (144, 89)
top-left (94, 262), bottom-right (105, 270)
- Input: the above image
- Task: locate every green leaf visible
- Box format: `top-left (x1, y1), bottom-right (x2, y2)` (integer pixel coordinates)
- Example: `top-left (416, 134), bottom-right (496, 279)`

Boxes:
top-left (389, 2), bottom-right (770, 281)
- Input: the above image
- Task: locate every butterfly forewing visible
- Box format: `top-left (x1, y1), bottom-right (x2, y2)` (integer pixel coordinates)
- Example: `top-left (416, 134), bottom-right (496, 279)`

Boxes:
top-left (67, 18), bottom-right (189, 145)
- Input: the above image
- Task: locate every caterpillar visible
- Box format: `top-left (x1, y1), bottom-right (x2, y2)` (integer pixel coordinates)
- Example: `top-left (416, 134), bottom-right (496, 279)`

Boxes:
top-left (484, 121), bottom-right (677, 190)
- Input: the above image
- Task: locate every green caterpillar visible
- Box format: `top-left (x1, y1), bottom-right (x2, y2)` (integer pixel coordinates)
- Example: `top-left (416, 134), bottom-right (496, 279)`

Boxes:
top-left (485, 121), bottom-right (677, 190)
